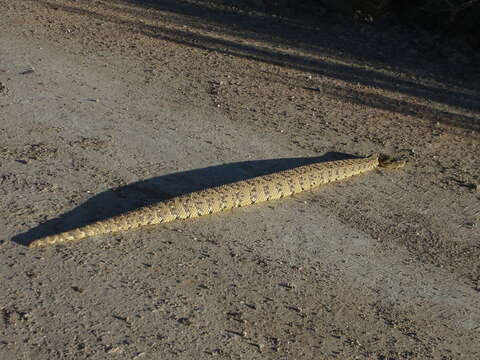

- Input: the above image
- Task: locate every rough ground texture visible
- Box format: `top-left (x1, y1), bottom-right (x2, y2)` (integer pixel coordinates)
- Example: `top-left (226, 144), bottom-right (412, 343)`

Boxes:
top-left (0, 0), bottom-right (479, 359)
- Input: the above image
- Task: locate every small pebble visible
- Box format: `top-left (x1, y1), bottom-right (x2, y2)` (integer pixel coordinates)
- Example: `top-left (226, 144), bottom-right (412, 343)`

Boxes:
top-left (288, 306), bottom-right (302, 313)
top-left (20, 67), bottom-right (35, 75)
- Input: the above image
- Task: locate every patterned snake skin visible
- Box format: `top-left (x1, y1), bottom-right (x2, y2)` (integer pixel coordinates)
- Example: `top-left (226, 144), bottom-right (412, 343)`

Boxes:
top-left (28, 154), bottom-right (405, 247)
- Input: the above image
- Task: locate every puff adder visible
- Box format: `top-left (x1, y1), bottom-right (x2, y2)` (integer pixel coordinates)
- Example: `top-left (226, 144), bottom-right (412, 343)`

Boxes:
top-left (28, 154), bottom-right (405, 247)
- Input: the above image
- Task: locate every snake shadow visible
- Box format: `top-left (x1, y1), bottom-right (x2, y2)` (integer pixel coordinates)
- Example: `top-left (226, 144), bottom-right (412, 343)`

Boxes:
top-left (12, 152), bottom-right (358, 246)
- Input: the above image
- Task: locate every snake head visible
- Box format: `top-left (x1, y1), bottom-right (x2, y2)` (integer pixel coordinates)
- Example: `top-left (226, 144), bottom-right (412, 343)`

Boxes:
top-left (377, 153), bottom-right (407, 169)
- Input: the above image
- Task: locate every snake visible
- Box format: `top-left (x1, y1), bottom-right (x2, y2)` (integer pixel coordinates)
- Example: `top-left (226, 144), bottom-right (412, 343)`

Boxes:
top-left (28, 154), bottom-right (406, 247)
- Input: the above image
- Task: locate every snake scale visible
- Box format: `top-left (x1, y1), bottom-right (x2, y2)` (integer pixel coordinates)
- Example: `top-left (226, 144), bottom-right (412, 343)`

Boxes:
top-left (28, 154), bottom-right (405, 247)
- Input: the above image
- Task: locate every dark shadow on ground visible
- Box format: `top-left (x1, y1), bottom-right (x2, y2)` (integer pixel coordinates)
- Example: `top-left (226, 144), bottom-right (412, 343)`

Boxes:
top-left (37, 0), bottom-right (480, 131)
top-left (12, 152), bottom-right (356, 246)
top-left (265, 71), bottom-right (480, 131)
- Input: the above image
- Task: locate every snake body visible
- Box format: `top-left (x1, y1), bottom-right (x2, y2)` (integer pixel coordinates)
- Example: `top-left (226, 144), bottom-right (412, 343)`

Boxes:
top-left (28, 154), bottom-right (405, 247)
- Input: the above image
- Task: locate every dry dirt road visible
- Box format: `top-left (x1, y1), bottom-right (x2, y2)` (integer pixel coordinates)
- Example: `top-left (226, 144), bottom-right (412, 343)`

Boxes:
top-left (1, 0), bottom-right (479, 359)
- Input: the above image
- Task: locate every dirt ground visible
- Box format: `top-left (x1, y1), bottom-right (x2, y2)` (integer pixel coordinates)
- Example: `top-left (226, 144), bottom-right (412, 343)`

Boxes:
top-left (1, 0), bottom-right (479, 359)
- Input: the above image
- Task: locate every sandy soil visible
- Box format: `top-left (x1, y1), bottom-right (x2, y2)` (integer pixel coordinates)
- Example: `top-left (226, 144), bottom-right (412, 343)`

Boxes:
top-left (1, 0), bottom-right (479, 358)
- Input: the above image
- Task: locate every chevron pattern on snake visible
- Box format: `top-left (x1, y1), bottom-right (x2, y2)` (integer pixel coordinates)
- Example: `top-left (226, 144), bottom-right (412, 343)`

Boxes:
top-left (28, 153), bottom-right (405, 247)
